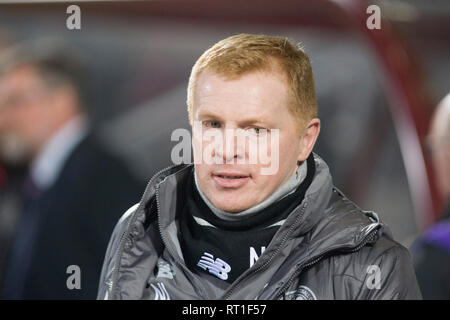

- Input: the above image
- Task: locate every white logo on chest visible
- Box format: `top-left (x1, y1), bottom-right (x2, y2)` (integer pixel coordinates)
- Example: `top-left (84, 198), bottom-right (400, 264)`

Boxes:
top-left (197, 252), bottom-right (231, 280)
top-left (285, 285), bottom-right (317, 300)
top-left (250, 246), bottom-right (266, 267)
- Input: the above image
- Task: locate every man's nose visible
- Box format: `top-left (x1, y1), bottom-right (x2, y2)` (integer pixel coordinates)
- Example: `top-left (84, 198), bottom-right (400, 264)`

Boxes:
top-left (215, 128), bottom-right (246, 164)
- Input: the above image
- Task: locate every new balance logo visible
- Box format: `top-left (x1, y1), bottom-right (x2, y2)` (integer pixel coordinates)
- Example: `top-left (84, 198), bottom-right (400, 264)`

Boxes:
top-left (197, 252), bottom-right (231, 280)
top-left (150, 282), bottom-right (170, 300)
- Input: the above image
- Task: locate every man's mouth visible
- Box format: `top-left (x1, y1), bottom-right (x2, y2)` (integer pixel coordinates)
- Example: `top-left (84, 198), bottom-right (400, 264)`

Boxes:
top-left (217, 175), bottom-right (247, 179)
top-left (212, 172), bottom-right (250, 188)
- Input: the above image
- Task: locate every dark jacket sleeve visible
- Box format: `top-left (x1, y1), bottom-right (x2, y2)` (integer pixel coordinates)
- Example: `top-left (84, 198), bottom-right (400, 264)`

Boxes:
top-left (97, 204), bottom-right (138, 300)
top-left (357, 244), bottom-right (422, 300)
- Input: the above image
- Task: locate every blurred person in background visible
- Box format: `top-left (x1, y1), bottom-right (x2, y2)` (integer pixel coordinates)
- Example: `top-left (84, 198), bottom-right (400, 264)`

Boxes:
top-left (0, 32), bottom-right (19, 291)
top-left (412, 93), bottom-right (450, 299)
top-left (0, 40), bottom-right (144, 299)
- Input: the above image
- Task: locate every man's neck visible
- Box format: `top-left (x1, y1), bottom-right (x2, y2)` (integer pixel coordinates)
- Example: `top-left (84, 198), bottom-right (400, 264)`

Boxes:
top-left (193, 161), bottom-right (308, 221)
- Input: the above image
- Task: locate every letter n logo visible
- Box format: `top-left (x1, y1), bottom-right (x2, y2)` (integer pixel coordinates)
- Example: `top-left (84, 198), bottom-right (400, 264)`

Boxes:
top-left (249, 246), bottom-right (266, 267)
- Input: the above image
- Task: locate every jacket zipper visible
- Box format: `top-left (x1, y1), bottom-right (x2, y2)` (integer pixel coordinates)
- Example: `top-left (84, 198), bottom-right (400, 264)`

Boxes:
top-left (222, 201), bottom-right (309, 300)
top-left (274, 227), bottom-right (379, 300)
top-left (107, 164), bottom-right (179, 299)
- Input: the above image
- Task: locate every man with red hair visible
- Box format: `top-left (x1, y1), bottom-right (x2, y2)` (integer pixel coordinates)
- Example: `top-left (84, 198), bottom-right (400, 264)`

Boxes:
top-left (98, 34), bottom-right (421, 300)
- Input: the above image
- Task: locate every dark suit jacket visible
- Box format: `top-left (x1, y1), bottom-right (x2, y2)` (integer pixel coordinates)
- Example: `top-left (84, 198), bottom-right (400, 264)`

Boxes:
top-left (412, 202), bottom-right (450, 299)
top-left (2, 133), bottom-right (145, 299)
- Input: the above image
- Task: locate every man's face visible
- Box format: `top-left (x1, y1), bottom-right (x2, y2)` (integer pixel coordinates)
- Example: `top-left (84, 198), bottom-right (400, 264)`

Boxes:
top-left (192, 68), bottom-right (307, 212)
top-left (0, 66), bottom-right (53, 163)
top-left (429, 134), bottom-right (450, 201)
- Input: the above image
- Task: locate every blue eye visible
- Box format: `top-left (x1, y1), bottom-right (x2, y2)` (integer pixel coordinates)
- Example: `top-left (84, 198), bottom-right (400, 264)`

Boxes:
top-left (249, 127), bottom-right (267, 135)
top-left (204, 121), bottom-right (221, 128)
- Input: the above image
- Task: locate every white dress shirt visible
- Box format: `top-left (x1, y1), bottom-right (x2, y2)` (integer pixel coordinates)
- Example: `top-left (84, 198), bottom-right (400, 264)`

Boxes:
top-left (30, 115), bottom-right (88, 190)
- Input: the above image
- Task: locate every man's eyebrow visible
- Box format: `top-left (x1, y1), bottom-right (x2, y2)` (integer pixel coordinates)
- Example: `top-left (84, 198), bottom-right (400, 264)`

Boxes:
top-left (196, 110), bottom-right (270, 126)
top-left (238, 118), bottom-right (268, 127)
top-left (195, 110), bottom-right (223, 120)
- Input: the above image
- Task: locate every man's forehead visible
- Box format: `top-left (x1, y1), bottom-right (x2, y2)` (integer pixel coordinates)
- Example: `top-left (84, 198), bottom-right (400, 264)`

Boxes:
top-left (195, 105), bottom-right (272, 125)
top-left (0, 65), bottom-right (41, 88)
top-left (194, 89), bottom-right (280, 123)
top-left (0, 66), bottom-right (44, 109)
top-left (195, 69), bottom-right (289, 111)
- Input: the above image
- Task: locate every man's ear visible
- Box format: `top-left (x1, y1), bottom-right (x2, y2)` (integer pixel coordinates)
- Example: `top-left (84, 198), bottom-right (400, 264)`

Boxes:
top-left (297, 118), bottom-right (320, 162)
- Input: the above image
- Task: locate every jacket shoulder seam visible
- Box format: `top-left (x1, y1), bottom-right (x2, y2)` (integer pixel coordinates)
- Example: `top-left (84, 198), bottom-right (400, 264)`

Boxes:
top-left (117, 203), bottom-right (139, 226)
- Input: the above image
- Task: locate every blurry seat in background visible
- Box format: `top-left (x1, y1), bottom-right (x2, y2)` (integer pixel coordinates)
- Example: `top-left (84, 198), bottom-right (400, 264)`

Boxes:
top-left (0, 40), bottom-right (144, 299)
top-left (411, 93), bottom-right (450, 299)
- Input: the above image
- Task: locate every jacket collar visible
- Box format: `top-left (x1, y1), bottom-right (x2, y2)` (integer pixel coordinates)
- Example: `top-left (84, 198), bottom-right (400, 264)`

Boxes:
top-left (137, 153), bottom-right (380, 249)
top-left (138, 153), bottom-right (330, 233)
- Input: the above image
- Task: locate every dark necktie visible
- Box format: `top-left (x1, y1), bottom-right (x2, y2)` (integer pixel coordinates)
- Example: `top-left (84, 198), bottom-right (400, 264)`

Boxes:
top-left (2, 175), bottom-right (42, 299)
